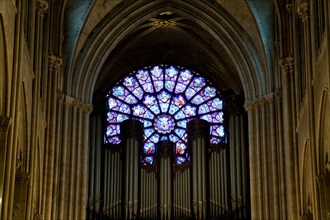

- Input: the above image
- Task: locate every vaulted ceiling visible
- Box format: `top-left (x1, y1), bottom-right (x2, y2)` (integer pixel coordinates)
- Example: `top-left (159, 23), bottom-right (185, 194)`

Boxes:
top-left (56, 0), bottom-right (275, 103)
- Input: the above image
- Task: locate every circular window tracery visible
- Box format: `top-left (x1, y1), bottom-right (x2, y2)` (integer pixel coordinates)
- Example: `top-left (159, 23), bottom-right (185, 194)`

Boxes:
top-left (105, 64), bottom-right (225, 165)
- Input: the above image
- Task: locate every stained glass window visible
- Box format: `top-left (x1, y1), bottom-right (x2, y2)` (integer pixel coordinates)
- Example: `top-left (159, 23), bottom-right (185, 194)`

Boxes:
top-left (105, 65), bottom-right (225, 165)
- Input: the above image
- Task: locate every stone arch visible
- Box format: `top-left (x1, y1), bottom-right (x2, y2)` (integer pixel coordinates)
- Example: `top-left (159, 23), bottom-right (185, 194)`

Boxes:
top-left (318, 89), bottom-right (329, 174)
top-left (0, 15), bottom-right (8, 115)
top-left (301, 139), bottom-right (314, 216)
top-left (67, 1), bottom-right (267, 103)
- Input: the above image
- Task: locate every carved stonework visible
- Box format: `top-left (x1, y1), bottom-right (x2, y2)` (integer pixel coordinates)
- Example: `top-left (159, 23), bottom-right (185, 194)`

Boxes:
top-left (0, 115), bottom-right (12, 132)
top-left (15, 171), bottom-right (30, 184)
top-left (120, 119), bottom-right (144, 142)
top-left (316, 174), bottom-right (330, 186)
top-left (280, 56), bottom-right (295, 73)
top-left (244, 100), bottom-right (255, 112)
top-left (297, 2), bottom-right (309, 22)
top-left (187, 119), bottom-right (210, 142)
top-left (48, 55), bottom-right (62, 71)
top-left (34, 213), bottom-right (43, 220)
top-left (36, 0), bottom-right (48, 17)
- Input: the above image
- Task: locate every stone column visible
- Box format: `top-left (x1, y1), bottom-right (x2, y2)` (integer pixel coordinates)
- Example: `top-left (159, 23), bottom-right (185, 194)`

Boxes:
top-left (43, 55), bottom-right (61, 220)
top-left (298, 3), bottom-right (320, 219)
top-left (158, 141), bottom-right (173, 220)
top-left (13, 172), bottom-right (30, 220)
top-left (188, 119), bottom-right (210, 220)
top-left (121, 119), bottom-right (143, 220)
top-left (0, 116), bottom-right (12, 218)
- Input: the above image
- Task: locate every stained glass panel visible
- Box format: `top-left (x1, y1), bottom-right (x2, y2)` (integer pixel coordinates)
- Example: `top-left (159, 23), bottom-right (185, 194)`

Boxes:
top-left (105, 64), bottom-right (225, 166)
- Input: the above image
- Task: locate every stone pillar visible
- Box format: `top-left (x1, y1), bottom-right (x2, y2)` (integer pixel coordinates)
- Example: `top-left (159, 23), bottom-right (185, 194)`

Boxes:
top-left (316, 174), bottom-right (330, 219)
top-left (158, 141), bottom-right (173, 220)
top-left (0, 116), bottom-right (12, 218)
top-left (13, 172), bottom-right (30, 220)
top-left (188, 119), bottom-right (210, 220)
top-left (43, 55), bottom-right (61, 220)
top-left (121, 119), bottom-right (143, 219)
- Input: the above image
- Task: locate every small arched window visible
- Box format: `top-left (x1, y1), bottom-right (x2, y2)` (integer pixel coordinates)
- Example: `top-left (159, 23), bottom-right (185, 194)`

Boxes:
top-left (104, 65), bottom-right (225, 165)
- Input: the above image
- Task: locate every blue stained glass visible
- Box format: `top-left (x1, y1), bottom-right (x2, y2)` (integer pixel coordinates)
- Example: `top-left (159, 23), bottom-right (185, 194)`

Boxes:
top-left (136, 70), bottom-right (149, 81)
top-left (169, 134), bottom-right (179, 142)
top-left (149, 133), bottom-right (160, 143)
top-left (192, 77), bottom-right (205, 88)
top-left (165, 81), bottom-right (175, 92)
top-left (144, 142), bottom-right (155, 154)
top-left (198, 104), bottom-right (210, 114)
top-left (133, 104), bottom-right (146, 117)
top-left (143, 120), bottom-right (152, 127)
top-left (185, 88), bottom-right (197, 100)
top-left (142, 82), bottom-right (154, 93)
top-left (191, 95), bottom-right (204, 105)
top-left (169, 104), bottom-right (179, 114)
top-left (144, 128), bottom-right (154, 139)
top-left (174, 83), bottom-right (186, 93)
top-left (176, 142), bottom-right (186, 154)
top-left (211, 98), bottom-right (223, 110)
top-left (143, 95), bottom-right (157, 106)
top-left (173, 95), bottom-right (186, 107)
top-left (143, 110), bottom-right (155, 120)
top-left (177, 120), bottom-right (187, 128)
top-left (165, 66), bottom-right (178, 77)
top-left (210, 137), bottom-right (221, 144)
top-left (182, 105), bottom-right (196, 116)
top-left (151, 66), bottom-right (163, 78)
top-left (143, 156), bottom-right (154, 165)
top-left (174, 110), bottom-right (186, 120)
top-left (176, 157), bottom-right (186, 165)
top-left (154, 81), bottom-right (163, 92)
top-left (174, 128), bottom-right (185, 138)
top-left (105, 64), bottom-right (225, 167)
top-left (125, 94), bottom-right (138, 104)
top-left (108, 136), bottom-right (121, 144)
top-left (204, 86), bottom-right (216, 97)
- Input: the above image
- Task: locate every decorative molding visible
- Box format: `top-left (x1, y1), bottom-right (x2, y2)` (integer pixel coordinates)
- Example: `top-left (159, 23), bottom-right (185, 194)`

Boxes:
top-left (34, 213), bottom-right (43, 220)
top-left (15, 171), bottom-right (30, 184)
top-left (0, 115), bottom-right (12, 132)
top-left (36, 0), bottom-right (48, 17)
top-left (297, 2), bottom-right (309, 22)
top-left (280, 56), bottom-right (294, 73)
top-left (316, 174), bottom-right (330, 186)
top-left (48, 55), bottom-right (62, 71)
top-left (57, 93), bottom-right (65, 103)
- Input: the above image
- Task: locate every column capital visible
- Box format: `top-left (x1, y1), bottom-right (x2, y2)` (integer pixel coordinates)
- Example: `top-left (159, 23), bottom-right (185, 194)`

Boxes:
top-left (280, 56), bottom-right (295, 73)
top-left (223, 94), bottom-right (244, 115)
top-left (15, 171), bottom-right (30, 184)
top-left (0, 115), bottom-right (12, 132)
top-left (36, 0), bottom-right (48, 17)
top-left (34, 213), bottom-right (43, 220)
top-left (48, 55), bottom-right (62, 71)
top-left (316, 174), bottom-right (330, 186)
top-left (297, 2), bottom-right (309, 22)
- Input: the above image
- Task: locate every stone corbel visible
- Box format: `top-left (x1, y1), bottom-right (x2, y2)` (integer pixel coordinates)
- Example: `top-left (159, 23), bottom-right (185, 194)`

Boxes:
top-left (36, 0), bottom-right (48, 17)
top-left (0, 115), bottom-right (12, 133)
top-left (15, 171), bottom-right (30, 184)
top-left (48, 55), bottom-right (62, 71)
top-left (280, 55), bottom-right (295, 73)
top-left (297, 1), bottom-right (309, 22)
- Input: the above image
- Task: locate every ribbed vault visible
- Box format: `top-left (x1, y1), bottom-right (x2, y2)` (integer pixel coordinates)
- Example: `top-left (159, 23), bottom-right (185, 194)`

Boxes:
top-left (61, 0), bottom-right (271, 103)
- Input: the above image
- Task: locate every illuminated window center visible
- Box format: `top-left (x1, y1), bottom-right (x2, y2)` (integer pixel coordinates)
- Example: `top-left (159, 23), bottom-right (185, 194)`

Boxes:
top-left (154, 114), bottom-right (175, 134)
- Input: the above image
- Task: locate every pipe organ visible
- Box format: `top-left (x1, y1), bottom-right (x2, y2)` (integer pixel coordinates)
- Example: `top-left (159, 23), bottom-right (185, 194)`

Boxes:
top-left (88, 113), bottom-right (250, 219)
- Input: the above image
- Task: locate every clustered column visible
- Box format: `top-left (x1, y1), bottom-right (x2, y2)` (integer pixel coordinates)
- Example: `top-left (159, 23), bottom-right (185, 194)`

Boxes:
top-left (120, 119), bottom-right (143, 220)
top-left (188, 119), bottom-right (210, 220)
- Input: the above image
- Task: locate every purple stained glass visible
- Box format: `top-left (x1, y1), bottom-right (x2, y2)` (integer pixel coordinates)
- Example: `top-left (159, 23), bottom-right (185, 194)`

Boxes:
top-left (144, 142), bottom-right (155, 154)
top-left (105, 64), bottom-right (225, 166)
top-left (154, 114), bottom-right (175, 134)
